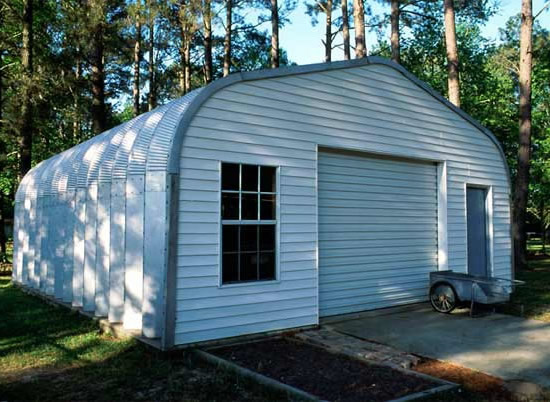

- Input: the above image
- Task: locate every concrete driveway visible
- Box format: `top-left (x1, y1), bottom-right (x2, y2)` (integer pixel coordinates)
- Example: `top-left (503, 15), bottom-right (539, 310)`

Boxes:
top-left (328, 304), bottom-right (550, 388)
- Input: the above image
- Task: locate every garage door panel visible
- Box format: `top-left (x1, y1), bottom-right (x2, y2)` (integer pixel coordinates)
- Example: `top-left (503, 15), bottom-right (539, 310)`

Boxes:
top-left (319, 181), bottom-right (436, 197)
top-left (320, 215), bottom-right (436, 225)
top-left (320, 271), bottom-right (433, 289)
top-left (319, 205), bottom-right (437, 216)
top-left (320, 281), bottom-right (429, 301)
top-left (321, 266), bottom-right (435, 283)
top-left (319, 237), bottom-right (437, 249)
top-left (319, 245), bottom-right (437, 258)
top-left (318, 151), bottom-right (438, 317)
top-left (319, 155), bottom-right (436, 175)
top-left (321, 291), bottom-right (427, 317)
top-left (319, 174), bottom-right (437, 190)
top-left (319, 199), bottom-right (437, 210)
top-left (318, 223), bottom-right (435, 234)
top-left (319, 169), bottom-right (437, 184)
top-left (319, 231), bottom-right (437, 241)
top-left (319, 259), bottom-right (436, 275)
top-left (320, 191), bottom-right (436, 203)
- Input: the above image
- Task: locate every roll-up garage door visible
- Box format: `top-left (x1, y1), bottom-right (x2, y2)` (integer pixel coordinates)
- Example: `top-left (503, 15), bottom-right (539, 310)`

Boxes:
top-left (318, 151), bottom-right (438, 317)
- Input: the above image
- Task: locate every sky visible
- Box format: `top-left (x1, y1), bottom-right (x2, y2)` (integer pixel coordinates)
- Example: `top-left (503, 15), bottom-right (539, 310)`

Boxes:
top-left (279, 0), bottom-right (550, 65)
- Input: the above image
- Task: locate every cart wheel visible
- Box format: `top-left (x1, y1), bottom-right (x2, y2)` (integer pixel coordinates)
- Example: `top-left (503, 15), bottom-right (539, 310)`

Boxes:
top-left (430, 283), bottom-right (457, 313)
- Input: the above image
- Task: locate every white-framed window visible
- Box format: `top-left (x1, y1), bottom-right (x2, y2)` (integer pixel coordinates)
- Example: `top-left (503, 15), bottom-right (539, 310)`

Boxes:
top-left (221, 163), bottom-right (277, 284)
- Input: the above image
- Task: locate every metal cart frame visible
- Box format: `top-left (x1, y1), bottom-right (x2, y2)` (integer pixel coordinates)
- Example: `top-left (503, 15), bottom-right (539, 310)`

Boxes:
top-left (429, 270), bottom-right (524, 315)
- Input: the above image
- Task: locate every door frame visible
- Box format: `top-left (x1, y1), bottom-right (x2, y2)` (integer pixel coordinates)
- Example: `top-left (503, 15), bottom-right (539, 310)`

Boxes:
top-left (464, 184), bottom-right (494, 277)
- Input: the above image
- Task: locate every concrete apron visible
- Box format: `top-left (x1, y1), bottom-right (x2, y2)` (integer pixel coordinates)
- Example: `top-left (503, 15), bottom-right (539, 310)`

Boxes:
top-left (328, 304), bottom-right (550, 388)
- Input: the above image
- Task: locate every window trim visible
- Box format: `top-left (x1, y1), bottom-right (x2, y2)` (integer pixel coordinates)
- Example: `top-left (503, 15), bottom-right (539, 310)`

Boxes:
top-left (218, 161), bottom-right (280, 288)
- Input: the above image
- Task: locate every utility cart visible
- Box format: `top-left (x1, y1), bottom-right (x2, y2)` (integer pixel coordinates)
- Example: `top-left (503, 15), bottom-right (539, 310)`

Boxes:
top-left (429, 271), bottom-right (524, 315)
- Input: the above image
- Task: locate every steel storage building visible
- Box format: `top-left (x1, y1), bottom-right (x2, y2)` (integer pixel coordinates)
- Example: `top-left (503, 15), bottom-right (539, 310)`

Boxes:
top-left (12, 57), bottom-right (512, 349)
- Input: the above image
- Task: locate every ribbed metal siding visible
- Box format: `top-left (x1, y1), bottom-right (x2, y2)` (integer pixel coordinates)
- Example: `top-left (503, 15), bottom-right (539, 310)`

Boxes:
top-left (318, 151), bottom-right (439, 317)
top-left (127, 104), bottom-right (172, 175)
top-left (146, 90), bottom-right (202, 172)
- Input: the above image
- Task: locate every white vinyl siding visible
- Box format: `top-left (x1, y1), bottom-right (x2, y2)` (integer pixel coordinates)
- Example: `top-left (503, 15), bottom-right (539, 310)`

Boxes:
top-left (175, 63), bottom-right (511, 345)
top-left (318, 152), bottom-right (438, 317)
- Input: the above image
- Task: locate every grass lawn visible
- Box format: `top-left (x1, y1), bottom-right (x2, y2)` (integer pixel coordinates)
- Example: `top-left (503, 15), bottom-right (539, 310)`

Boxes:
top-left (0, 277), bottom-right (278, 401)
top-left (500, 238), bottom-right (550, 321)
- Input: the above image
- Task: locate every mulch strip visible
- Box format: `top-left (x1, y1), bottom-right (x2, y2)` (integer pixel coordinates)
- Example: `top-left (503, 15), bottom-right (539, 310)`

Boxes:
top-left (414, 358), bottom-right (513, 401)
top-left (212, 337), bottom-right (438, 402)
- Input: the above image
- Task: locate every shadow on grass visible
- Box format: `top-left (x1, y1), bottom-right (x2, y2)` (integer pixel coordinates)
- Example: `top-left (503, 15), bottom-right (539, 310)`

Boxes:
top-left (1, 344), bottom-right (281, 401)
top-left (0, 278), bottom-right (282, 402)
top-left (499, 257), bottom-right (550, 321)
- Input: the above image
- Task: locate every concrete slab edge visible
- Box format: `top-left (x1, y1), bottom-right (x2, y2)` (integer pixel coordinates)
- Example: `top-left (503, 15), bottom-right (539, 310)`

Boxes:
top-left (190, 349), bottom-right (320, 402)
top-left (388, 384), bottom-right (458, 402)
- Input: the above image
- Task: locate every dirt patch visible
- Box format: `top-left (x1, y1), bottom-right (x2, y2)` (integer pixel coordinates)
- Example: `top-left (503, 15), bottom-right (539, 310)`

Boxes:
top-left (212, 337), bottom-right (438, 402)
top-left (414, 358), bottom-right (513, 401)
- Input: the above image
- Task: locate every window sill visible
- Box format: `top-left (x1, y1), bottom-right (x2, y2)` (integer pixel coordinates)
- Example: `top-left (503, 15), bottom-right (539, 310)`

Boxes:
top-left (218, 279), bottom-right (281, 289)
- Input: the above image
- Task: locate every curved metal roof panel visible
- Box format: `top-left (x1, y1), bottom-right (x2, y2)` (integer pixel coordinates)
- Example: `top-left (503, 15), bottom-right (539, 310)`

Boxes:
top-left (126, 103), bottom-right (172, 176)
top-left (98, 118), bottom-right (139, 183)
top-left (111, 113), bottom-right (149, 180)
top-left (146, 89), bottom-right (203, 172)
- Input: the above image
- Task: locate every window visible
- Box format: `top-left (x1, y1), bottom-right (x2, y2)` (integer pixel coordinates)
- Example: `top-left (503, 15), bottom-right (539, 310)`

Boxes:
top-left (221, 163), bottom-right (277, 284)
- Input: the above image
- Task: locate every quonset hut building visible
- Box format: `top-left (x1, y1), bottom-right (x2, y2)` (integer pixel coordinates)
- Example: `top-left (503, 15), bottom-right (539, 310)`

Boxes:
top-left (12, 58), bottom-right (512, 349)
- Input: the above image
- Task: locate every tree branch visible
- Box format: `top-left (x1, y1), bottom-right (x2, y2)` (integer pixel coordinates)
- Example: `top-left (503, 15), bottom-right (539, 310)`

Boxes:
top-left (534, 1), bottom-right (550, 20)
top-left (401, 9), bottom-right (438, 21)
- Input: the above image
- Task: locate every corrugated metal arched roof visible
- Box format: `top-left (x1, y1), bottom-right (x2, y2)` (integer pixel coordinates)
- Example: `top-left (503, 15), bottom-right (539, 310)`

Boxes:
top-left (16, 89), bottom-right (202, 201)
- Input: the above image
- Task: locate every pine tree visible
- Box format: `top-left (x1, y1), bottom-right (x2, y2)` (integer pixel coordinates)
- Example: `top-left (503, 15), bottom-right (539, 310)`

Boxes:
top-left (444, 0), bottom-right (460, 107)
top-left (513, 0), bottom-right (533, 271)
top-left (353, 0), bottom-right (366, 58)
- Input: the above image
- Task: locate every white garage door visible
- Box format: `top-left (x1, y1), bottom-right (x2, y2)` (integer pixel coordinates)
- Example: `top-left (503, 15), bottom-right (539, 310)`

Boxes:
top-left (318, 151), bottom-right (439, 317)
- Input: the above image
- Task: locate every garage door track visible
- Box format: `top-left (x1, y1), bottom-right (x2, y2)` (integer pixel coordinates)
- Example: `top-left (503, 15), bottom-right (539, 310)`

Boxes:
top-left (330, 304), bottom-right (550, 388)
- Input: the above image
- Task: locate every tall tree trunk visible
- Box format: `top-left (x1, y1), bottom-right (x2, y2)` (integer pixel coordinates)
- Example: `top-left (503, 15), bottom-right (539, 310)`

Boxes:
top-left (541, 199), bottom-right (546, 255)
top-left (90, 2), bottom-right (106, 135)
top-left (184, 40), bottom-right (191, 92)
top-left (223, 0), bottom-right (232, 76)
top-left (0, 55), bottom-right (5, 260)
top-left (183, 39), bottom-right (187, 95)
top-left (179, 30), bottom-right (191, 94)
top-left (513, 0), bottom-right (533, 272)
top-left (353, 0), bottom-right (366, 58)
top-left (271, 0), bottom-right (279, 68)
top-left (179, 0), bottom-right (192, 94)
top-left (19, 0), bottom-right (34, 179)
top-left (148, 17), bottom-right (156, 111)
top-left (133, 8), bottom-right (142, 116)
top-left (390, 0), bottom-right (400, 64)
top-left (73, 52), bottom-right (82, 141)
top-left (341, 0), bottom-right (350, 60)
top-left (0, 195), bottom-right (5, 261)
top-left (324, 0), bottom-right (332, 62)
top-left (203, 0), bottom-right (213, 83)
top-left (443, 0), bottom-right (460, 107)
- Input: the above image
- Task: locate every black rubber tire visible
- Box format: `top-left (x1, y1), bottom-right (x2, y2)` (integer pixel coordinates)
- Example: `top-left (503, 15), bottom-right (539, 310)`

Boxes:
top-left (430, 283), bottom-right (458, 313)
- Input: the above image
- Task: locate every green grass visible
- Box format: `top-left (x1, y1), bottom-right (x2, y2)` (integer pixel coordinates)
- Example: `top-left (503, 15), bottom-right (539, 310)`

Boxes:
top-left (497, 238), bottom-right (550, 322)
top-left (527, 237), bottom-right (550, 254)
top-left (0, 278), bottom-right (279, 401)
top-left (502, 257), bottom-right (550, 322)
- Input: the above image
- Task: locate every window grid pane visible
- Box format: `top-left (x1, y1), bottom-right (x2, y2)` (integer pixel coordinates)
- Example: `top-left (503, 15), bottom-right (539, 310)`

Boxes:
top-left (221, 162), bottom-right (277, 284)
